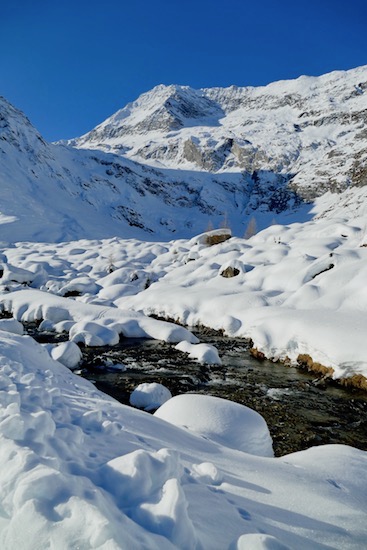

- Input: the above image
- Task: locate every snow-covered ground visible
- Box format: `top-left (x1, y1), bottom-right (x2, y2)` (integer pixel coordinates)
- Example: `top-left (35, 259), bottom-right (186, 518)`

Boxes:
top-left (1, 213), bottom-right (367, 385)
top-left (0, 329), bottom-right (366, 549)
top-left (0, 218), bottom-right (367, 547)
top-left (0, 213), bottom-right (366, 546)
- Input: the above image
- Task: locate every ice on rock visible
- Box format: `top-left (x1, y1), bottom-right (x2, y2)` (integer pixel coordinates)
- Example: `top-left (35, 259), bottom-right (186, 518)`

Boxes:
top-left (130, 383), bottom-right (172, 411)
top-left (51, 341), bottom-right (82, 369)
top-left (154, 394), bottom-right (274, 457)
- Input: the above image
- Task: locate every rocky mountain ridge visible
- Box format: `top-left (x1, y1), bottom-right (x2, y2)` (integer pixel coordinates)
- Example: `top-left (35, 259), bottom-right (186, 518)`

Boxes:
top-left (71, 66), bottom-right (367, 200)
top-left (1, 66), bottom-right (367, 243)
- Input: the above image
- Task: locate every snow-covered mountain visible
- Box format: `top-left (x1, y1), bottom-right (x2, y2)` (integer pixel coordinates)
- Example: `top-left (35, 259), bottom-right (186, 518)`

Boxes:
top-left (71, 66), bottom-right (367, 199)
top-left (0, 96), bottom-right (252, 242)
top-left (1, 65), bottom-right (367, 243)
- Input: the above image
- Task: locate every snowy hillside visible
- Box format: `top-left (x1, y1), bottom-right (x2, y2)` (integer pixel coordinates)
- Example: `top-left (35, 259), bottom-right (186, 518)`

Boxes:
top-left (0, 94), bottom-right (302, 244)
top-left (0, 95), bottom-right (252, 242)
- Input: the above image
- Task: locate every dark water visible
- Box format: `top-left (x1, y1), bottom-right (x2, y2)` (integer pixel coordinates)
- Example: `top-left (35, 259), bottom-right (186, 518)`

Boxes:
top-left (26, 323), bottom-right (367, 457)
top-left (78, 332), bottom-right (367, 457)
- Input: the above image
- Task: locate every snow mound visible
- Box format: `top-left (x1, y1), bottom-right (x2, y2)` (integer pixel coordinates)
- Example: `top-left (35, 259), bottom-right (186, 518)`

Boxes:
top-left (103, 447), bottom-right (197, 548)
top-left (130, 383), bottom-right (172, 411)
top-left (234, 534), bottom-right (291, 550)
top-left (175, 341), bottom-right (222, 365)
top-left (191, 461), bottom-right (223, 485)
top-left (70, 320), bottom-right (120, 347)
top-left (154, 394), bottom-right (274, 457)
top-left (50, 341), bottom-right (82, 369)
top-left (0, 319), bottom-right (24, 336)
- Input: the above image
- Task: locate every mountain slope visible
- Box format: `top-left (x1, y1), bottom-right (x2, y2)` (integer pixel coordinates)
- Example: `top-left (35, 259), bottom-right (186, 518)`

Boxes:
top-left (0, 96), bottom-right (306, 243)
top-left (71, 66), bottom-right (367, 200)
top-left (1, 66), bottom-right (367, 243)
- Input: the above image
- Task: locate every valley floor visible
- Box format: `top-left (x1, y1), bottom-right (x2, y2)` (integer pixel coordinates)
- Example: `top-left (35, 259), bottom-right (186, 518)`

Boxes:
top-left (0, 215), bottom-right (367, 548)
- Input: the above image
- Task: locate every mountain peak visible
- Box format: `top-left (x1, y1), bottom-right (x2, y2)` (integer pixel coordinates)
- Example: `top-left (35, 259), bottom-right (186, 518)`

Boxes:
top-left (72, 83), bottom-right (223, 150)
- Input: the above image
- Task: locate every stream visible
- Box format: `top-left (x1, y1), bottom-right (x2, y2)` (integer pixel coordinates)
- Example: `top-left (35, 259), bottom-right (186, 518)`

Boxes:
top-left (27, 324), bottom-right (367, 457)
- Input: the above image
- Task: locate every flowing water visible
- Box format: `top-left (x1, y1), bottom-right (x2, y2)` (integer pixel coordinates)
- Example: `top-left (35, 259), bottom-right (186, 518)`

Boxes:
top-left (27, 324), bottom-right (367, 457)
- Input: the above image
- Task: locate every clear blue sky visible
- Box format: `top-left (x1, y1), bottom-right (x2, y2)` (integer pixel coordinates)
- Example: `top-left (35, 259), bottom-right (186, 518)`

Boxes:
top-left (1, 0), bottom-right (366, 141)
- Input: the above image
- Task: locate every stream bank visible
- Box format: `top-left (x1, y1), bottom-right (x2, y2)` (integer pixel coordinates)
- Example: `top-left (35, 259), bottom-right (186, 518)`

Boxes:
top-left (65, 330), bottom-right (367, 457)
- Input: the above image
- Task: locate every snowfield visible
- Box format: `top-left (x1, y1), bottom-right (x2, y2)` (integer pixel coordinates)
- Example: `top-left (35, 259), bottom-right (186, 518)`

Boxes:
top-left (1, 214), bottom-right (367, 385)
top-left (0, 214), bottom-right (367, 547)
top-left (0, 331), bottom-right (366, 549)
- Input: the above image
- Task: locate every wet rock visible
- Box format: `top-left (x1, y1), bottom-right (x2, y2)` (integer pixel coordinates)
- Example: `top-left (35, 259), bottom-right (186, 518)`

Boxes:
top-left (220, 266), bottom-right (240, 278)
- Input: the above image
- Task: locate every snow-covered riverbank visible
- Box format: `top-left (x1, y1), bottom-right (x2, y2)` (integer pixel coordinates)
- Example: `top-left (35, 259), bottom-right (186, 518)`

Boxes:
top-left (1, 216), bottom-right (367, 387)
top-left (0, 329), bottom-right (366, 549)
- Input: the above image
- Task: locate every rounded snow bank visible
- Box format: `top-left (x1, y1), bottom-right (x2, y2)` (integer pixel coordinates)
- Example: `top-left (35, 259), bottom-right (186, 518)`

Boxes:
top-left (154, 394), bottom-right (273, 457)
top-left (130, 383), bottom-right (172, 411)
top-left (70, 321), bottom-right (119, 347)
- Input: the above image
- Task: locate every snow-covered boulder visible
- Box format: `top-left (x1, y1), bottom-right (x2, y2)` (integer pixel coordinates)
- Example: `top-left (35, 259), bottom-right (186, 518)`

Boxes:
top-left (130, 383), bottom-right (172, 411)
top-left (69, 321), bottom-right (119, 347)
top-left (58, 277), bottom-right (101, 297)
top-left (154, 394), bottom-right (274, 457)
top-left (0, 318), bottom-right (24, 335)
top-left (190, 228), bottom-right (232, 247)
top-left (220, 259), bottom-right (245, 278)
top-left (1, 264), bottom-right (34, 285)
top-left (175, 341), bottom-right (221, 365)
top-left (51, 341), bottom-right (83, 369)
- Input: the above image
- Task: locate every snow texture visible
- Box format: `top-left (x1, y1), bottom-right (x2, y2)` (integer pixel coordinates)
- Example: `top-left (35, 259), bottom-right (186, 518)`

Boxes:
top-left (0, 332), bottom-right (366, 549)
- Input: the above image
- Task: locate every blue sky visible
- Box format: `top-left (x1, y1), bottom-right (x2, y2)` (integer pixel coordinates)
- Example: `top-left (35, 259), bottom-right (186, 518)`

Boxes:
top-left (1, 0), bottom-right (366, 141)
